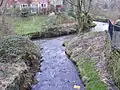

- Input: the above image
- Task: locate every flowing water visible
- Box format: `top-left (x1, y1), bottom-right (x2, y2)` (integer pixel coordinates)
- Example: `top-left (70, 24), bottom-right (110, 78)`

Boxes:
top-left (32, 22), bottom-right (108, 90)
top-left (91, 21), bottom-right (108, 31)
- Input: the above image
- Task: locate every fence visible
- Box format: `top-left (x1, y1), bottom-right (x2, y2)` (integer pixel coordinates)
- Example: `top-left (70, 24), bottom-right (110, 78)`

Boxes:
top-left (108, 20), bottom-right (120, 49)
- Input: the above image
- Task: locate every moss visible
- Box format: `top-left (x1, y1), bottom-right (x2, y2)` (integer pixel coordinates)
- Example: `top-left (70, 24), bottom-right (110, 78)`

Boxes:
top-left (76, 58), bottom-right (108, 90)
top-left (108, 49), bottom-right (120, 89)
top-left (93, 16), bottom-right (108, 22)
top-left (89, 23), bottom-right (96, 28)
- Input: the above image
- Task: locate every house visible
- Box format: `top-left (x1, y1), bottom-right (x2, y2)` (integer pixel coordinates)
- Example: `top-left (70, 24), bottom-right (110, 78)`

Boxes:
top-left (31, 0), bottom-right (50, 13)
top-left (8, 0), bottom-right (50, 13)
top-left (50, 0), bottom-right (64, 12)
top-left (8, 0), bottom-right (30, 9)
top-left (8, 0), bottom-right (64, 13)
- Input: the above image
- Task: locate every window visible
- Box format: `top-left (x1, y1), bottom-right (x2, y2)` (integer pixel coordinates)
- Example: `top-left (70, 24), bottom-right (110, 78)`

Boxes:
top-left (21, 4), bottom-right (28, 8)
top-left (44, 4), bottom-right (46, 7)
top-left (41, 4), bottom-right (46, 8)
top-left (41, 4), bottom-right (44, 7)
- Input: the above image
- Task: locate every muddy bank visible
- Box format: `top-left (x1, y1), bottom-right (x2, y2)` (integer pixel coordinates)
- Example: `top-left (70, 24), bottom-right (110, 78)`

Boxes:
top-left (28, 23), bottom-right (78, 40)
top-left (64, 31), bottom-right (118, 90)
top-left (0, 35), bottom-right (40, 90)
top-left (32, 35), bottom-right (85, 90)
top-left (28, 22), bottom-right (97, 40)
top-left (93, 16), bottom-right (108, 22)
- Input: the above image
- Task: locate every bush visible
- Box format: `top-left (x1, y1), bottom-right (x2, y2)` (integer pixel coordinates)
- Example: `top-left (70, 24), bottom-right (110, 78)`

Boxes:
top-left (68, 10), bottom-right (76, 20)
top-left (20, 8), bottom-right (31, 17)
top-left (46, 13), bottom-right (75, 27)
top-left (8, 7), bottom-right (31, 17)
top-left (0, 35), bottom-right (40, 63)
top-left (14, 8), bottom-right (21, 16)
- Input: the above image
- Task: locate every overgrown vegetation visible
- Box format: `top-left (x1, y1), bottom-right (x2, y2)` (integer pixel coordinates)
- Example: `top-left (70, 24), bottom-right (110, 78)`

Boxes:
top-left (0, 35), bottom-right (40, 89)
top-left (0, 35), bottom-right (40, 63)
top-left (65, 32), bottom-right (110, 90)
top-left (10, 14), bottom-right (76, 37)
top-left (77, 58), bottom-right (107, 90)
top-left (46, 13), bottom-right (75, 28)
top-left (66, 0), bottom-right (93, 33)
top-left (20, 8), bottom-right (31, 17)
top-left (108, 49), bottom-right (120, 89)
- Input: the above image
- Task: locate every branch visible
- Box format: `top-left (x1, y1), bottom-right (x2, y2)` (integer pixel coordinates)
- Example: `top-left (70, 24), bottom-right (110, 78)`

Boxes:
top-left (0, 0), bottom-right (4, 7)
top-left (87, 0), bottom-right (92, 13)
top-left (2, 0), bottom-right (9, 14)
top-left (66, 0), bottom-right (78, 7)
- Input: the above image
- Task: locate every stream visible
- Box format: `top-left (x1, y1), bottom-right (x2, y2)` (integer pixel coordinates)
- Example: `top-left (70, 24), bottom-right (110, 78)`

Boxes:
top-left (32, 22), bottom-right (108, 90)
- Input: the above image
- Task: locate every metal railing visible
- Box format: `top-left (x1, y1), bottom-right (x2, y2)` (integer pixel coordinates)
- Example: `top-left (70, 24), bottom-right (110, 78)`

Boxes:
top-left (109, 20), bottom-right (120, 49)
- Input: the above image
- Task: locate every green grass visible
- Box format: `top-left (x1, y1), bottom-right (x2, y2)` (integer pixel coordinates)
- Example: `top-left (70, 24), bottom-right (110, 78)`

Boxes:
top-left (77, 58), bottom-right (107, 90)
top-left (108, 50), bottom-right (120, 89)
top-left (11, 15), bottom-right (47, 35)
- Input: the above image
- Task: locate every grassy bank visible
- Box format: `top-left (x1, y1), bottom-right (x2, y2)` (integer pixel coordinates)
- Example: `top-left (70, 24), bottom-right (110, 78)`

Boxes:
top-left (9, 15), bottom-right (96, 39)
top-left (77, 58), bottom-right (107, 90)
top-left (10, 15), bottom-right (47, 35)
top-left (65, 32), bottom-right (109, 90)
top-left (0, 35), bottom-right (40, 89)
top-left (8, 15), bottom-right (77, 38)
top-left (108, 49), bottom-right (120, 89)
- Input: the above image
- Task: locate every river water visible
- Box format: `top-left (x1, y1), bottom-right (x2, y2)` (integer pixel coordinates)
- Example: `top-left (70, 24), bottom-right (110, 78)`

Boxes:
top-left (91, 21), bottom-right (108, 31)
top-left (32, 22), bottom-right (108, 90)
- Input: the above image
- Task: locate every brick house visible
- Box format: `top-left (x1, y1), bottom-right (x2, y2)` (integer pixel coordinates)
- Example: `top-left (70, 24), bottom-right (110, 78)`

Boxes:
top-left (50, 0), bottom-right (64, 12)
top-left (8, 0), bottom-right (30, 9)
top-left (31, 0), bottom-right (50, 13)
top-left (8, 0), bottom-right (64, 13)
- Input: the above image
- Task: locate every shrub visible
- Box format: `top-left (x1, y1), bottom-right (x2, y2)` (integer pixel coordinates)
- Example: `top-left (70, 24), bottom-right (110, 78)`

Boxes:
top-left (0, 35), bottom-right (40, 63)
top-left (14, 8), bottom-right (21, 16)
top-left (20, 8), bottom-right (31, 17)
top-left (68, 10), bottom-right (76, 20)
top-left (46, 12), bottom-right (75, 28)
top-left (9, 7), bottom-right (31, 17)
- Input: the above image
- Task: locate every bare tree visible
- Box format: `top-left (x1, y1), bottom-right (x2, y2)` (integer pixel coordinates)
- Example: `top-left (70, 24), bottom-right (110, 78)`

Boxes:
top-left (0, 0), bottom-right (3, 7)
top-left (66, 0), bottom-right (92, 33)
top-left (0, 0), bottom-right (9, 36)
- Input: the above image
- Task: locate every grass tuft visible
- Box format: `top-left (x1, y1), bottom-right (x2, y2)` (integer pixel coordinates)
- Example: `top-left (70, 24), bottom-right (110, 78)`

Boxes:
top-left (77, 58), bottom-right (107, 90)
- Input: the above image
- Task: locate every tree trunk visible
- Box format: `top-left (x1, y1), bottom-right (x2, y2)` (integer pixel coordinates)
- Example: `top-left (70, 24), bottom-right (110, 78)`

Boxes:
top-left (0, 0), bottom-right (9, 36)
top-left (77, 0), bottom-right (82, 33)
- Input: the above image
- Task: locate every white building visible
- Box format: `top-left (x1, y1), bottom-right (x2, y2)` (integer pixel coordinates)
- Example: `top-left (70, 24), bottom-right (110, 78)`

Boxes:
top-left (50, 0), bottom-right (63, 6)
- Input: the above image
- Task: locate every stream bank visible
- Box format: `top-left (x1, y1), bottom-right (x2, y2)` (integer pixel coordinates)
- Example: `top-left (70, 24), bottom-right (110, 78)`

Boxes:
top-left (0, 35), bottom-right (40, 90)
top-left (64, 31), bottom-right (118, 90)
